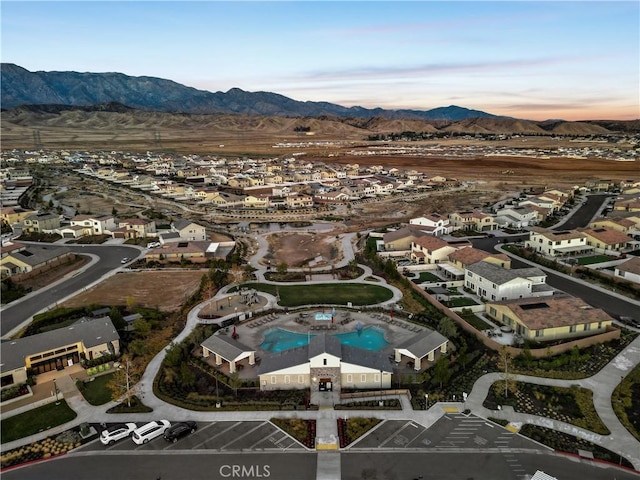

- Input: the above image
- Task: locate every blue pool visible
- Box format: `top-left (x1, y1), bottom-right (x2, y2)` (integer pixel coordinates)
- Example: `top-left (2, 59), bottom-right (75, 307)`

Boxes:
top-left (259, 327), bottom-right (389, 353)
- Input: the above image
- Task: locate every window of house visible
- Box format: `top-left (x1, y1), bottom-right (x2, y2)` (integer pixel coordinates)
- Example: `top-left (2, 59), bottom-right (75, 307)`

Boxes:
top-left (270, 376), bottom-right (276, 384)
top-left (284, 375), bottom-right (290, 384)
top-left (584, 323), bottom-right (591, 331)
top-left (298, 375), bottom-right (304, 384)
top-left (535, 330), bottom-right (543, 338)
top-left (323, 358), bottom-right (327, 366)
top-left (374, 373), bottom-right (380, 383)
top-left (360, 374), bottom-right (366, 383)
top-left (569, 325), bottom-right (577, 333)
top-left (347, 374), bottom-right (353, 383)
top-left (489, 307), bottom-right (496, 316)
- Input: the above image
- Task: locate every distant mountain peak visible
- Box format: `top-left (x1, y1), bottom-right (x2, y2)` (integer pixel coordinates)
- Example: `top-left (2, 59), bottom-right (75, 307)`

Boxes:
top-left (1, 63), bottom-right (506, 120)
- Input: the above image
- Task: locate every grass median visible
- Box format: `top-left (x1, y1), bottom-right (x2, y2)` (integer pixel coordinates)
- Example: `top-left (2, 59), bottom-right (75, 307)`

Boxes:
top-left (1, 400), bottom-right (77, 444)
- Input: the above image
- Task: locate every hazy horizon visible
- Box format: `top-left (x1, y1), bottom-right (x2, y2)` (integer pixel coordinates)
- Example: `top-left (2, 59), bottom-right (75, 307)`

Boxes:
top-left (2, 1), bottom-right (638, 121)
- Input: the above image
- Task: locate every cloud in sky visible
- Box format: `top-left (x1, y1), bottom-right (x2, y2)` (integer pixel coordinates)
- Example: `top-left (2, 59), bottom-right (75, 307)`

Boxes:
top-left (1, 1), bottom-right (638, 121)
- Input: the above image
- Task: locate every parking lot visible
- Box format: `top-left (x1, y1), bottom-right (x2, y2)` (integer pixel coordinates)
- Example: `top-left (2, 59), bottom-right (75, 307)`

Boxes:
top-left (351, 413), bottom-right (545, 451)
top-left (79, 420), bottom-right (306, 453)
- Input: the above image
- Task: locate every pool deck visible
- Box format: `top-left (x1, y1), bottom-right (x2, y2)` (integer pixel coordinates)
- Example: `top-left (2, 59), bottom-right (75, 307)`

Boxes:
top-left (211, 309), bottom-right (430, 380)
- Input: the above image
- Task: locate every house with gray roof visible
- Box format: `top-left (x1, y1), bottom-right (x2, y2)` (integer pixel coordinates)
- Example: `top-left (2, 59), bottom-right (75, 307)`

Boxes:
top-left (256, 334), bottom-right (392, 392)
top-left (171, 219), bottom-right (207, 241)
top-left (394, 329), bottom-right (449, 371)
top-left (1, 317), bottom-right (120, 389)
top-left (0, 243), bottom-right (73, 278)
top-left (465, 261), bottom-right (553, 302)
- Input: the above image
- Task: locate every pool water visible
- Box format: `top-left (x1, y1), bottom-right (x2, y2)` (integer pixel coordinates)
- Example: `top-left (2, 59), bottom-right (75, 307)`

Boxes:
top-left (259, 327), bottom-right (388, 353)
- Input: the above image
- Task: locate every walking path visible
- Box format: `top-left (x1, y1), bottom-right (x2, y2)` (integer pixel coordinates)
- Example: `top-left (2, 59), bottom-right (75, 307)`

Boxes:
top-left (2, 227), bottom-right (639, 474)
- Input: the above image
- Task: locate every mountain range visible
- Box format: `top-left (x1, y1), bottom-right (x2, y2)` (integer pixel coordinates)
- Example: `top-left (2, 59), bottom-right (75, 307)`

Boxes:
top-left (1, 63), bottom-right (501, 120)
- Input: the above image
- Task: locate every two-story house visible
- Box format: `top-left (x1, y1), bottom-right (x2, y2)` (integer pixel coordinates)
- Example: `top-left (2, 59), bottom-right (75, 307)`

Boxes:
top-left (495, 206), bottom-right (539, 228)
top-left (23, 212), bottom-right (61, 233)
top-left (525, 228), bottom-right (592, 257)
top-left (410, 237), bottom-right (471, 264)
top-left (171, 219), bottom-right (207, 241)
top-left (449, 210), bottom-right (497, 232)
top-left (465, 261), bottom-right (552, 302)
top-left (70, 214), bottom-right (117, 236)
top-left (409, 213), bottom-right (452, 236)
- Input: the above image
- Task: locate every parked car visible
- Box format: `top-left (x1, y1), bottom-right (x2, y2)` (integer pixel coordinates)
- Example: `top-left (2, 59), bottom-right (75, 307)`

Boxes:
top-left (100, 423), bottom-right (137, 445)
top-left (121, 257), bottom-right (130, 264)
top-left (132, 420), bottom-right (171, 445)
top-left (163, 421), bottom-right (198, 443)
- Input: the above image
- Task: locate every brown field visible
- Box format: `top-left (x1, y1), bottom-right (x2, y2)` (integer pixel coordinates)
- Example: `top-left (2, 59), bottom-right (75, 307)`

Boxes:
top-left (61, 270), bottom-right (205, 311)
top-left (264, 232), bottom-right (341, 268)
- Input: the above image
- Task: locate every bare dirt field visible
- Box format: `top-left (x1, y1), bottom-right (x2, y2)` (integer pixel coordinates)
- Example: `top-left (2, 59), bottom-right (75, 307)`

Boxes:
top-left (61, 270), bottom-right (205, 311)
top-left (264, 232), bottom-right (342, 268)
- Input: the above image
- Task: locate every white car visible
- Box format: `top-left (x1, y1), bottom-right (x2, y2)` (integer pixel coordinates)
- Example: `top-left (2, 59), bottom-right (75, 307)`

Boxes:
top-left (121, 257), bottom-right (130, 264)
top-left (100, 423), bottom-right (137, 445)
top-left (132, 420), bottom-right (171, 445)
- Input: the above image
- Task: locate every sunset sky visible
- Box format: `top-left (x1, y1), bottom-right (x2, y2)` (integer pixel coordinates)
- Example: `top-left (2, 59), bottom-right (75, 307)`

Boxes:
top-left (2, 1), bottom-right (638, 121)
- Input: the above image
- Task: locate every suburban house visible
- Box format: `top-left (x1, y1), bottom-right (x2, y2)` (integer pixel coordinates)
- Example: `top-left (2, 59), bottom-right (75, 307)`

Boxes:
top-left (1, 206), bottom-right (36, 227)
top-left (449, 210), bottom-right (497, 232)
top-left (70, 214), bottom-right (117, 236)
top-left (111, 218), bottom-right (157, 239)
top-left (448, 247), bottom-right (511, 270)
top-left (22, 212), bottom-right (61, 233)
top-left (57, 225), bottom-right (86, 239)
top-left (485, 295), bottom-right (615, 341)
top-left (0, 316), bottom-right (120, 389)
top-left (465, 261), bottom-right (553, 302)
top-left (409, 212), bottom-right (452, 236)
top-left (382, 227), bottom-right (430, 252)
top-left (589, 217), bottom-right (637, 235)
top-left (613, 198), bottom-right (640, 213)
top-left (410, 237), bottom-right (471, 264)
top-left (171, 219), bottom-right (207, 241)
top-left (494, 206), bottom-right (538, 228)
top-left (284, 193), bottom-right (314, 209)
top-left (578, 227), bottom-right (634, 255)
top-left (145, 241), bottom-right (219, 263)
top-left (1, 242), bottom-right (74, 279)
top-left (526, 228), bottom-right (592, 257)
top-left (256, 334), bottom-right (392, 392)
top-left (614, 256), bottom-right (640, 284)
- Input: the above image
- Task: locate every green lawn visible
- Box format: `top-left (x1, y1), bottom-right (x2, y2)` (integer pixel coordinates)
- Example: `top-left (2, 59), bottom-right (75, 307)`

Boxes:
top-left (76, 372), bottom-right (115, 406)
top-left (577, 255), bottom-right (615, 265)
top-left (462, 314), bottom-right (493, 331)
top-left (1, 400), bottom-right (77, 444)
top-left (242, 283), bottom-right (393, 306)
top-left (447, 297), bottom-right (479, 307)
top-left (411, 272), bottom-right (440, 283)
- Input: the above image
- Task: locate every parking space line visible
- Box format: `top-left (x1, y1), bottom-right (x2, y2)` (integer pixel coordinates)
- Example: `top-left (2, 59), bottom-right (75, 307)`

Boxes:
top-left (379, 422), bottom-right (424, 448)
top-left (221, 421), bottom-right (268, 450)
top-left (192, 422), bottom-right (240, 450)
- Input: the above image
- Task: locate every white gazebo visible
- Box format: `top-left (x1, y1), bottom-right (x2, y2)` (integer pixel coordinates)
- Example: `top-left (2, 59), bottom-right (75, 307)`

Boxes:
top-left (201, 333), bottom-right (256, 374)
top-left (394, 329), bottom-right (449, 371)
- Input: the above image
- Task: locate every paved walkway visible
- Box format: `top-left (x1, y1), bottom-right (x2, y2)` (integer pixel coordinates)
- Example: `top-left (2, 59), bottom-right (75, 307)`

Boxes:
top-left (2, 227), bottom-right (640, 474)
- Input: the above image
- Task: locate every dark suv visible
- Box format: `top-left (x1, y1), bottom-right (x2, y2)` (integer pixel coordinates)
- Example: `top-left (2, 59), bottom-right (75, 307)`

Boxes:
top-left (163, 421), bottom-right (197, 443)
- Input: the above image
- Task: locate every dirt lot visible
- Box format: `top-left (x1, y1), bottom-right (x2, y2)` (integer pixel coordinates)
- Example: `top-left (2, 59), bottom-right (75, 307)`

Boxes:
top-left (61, 270), bottom-right (205, 311)
top-left (264, 232), bottom-right (342, 268)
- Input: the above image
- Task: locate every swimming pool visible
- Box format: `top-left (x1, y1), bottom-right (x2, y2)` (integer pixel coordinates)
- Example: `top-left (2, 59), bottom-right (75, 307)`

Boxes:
top-left (259, 327), bottom-right (389, 353)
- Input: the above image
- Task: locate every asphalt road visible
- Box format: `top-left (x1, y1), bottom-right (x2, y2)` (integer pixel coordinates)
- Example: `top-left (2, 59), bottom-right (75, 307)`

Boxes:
top-left (4, 450), bottom-right (636, 480)
top-left (552, 193), bottom-right (613, 231)
top-left (0, 244), bottom-right (142, 336)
